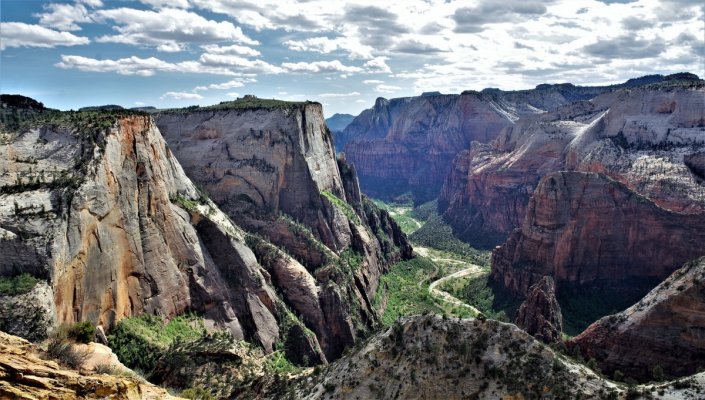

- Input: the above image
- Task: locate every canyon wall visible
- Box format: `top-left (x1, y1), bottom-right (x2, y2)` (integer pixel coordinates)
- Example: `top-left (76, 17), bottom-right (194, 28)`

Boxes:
top-left (341, 82), bottom-right (640, 202)
top-left (154, 101), bottom-right (411, 360)
top-left (0, 98), bottom-right (411, 363)
top-left (570, 257), bottom-right (705, 381)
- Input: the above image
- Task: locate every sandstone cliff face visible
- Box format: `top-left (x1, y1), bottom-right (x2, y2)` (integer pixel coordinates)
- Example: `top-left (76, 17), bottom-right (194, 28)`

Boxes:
top-left (441, 77), bottom-right (705, 248)
top-left (492, 171), bottom-right (705, 296)
top-left (154, 102), bottom-right (411, 360)
top-left (0, 111), bottom-right (298, 353)
top-left (570, 257), bottom-right (705, 381)
top-left (515, 276), bottom-right (562, 343)
top-left (342, 84), bottom-right (622, 202)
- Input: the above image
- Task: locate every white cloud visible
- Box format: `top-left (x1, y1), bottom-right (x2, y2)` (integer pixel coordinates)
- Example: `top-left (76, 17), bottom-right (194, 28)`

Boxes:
top-left (283, 60), bottom-right (363, 73)
top-left (194, 77), bottom-right (256, 91)
top-left (95, 7), bottom-right (258, 52)
top-left (198, 54), bottom-right (283, 74)
top-left (201, 44), bottom-right (261, 57)
top-left (0, 22), bottom-right (90, 49)
top-left (226, 92), bottom-right (240, 98)
top-left (134, 101), bottom-right (146, 106)
top-left (355, 99), bottom-right (367, 103)
top-left (363, 57), bottom-right (392, 74)
top-left (55, 54), bottom-right (245, 76)
top-left (283, 36), bottom-right (374, 59)
top-left (161, 91), bottom-right (203, 100)
top-left (375, 84), bottom-right (401, 93)
top-left (139, 0), bottom-right (189, 8)
top-left (35, 2), bottom-right (95, 31)
top-left (363, 79), bottom-right (384, 84)
top-left (318, 92), bottom-right (361, 98)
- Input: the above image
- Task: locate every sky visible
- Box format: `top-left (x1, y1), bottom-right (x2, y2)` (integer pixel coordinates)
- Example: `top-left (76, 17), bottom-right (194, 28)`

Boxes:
top-left (0, 0), bottom-right (703, 117)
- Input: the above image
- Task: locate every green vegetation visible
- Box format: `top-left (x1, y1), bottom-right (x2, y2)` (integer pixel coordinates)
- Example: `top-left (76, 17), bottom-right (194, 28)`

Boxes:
top-left (108, 314), bottom-right (206, 375)
top-left (0, 273), bottom-right (40, 296)
top-left (371, 199), bottom-right (424, 234)
top-left (442, 273), bottom-right (522, 322)
top-left (265, 351), bottom-right (299, 375)
top-left (374, 257), bottom-right (442, 326)
top-left (409, 209), bottom-right (490, 266)
top-left (66, 321), bottom-right (96, 344)
top-left (321, 190), bottom-right (361, 225)
top-left (157, 97), bottom-right (311, 114)
top-left (180, 386), bottom-right (217, 400)
top-left (172, 194), bottom-right (199, 212)
top-left (558, 283), bottom-right (653, 336)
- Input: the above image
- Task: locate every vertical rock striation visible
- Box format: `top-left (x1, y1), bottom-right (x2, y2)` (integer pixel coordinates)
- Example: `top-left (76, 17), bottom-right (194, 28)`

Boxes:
top-left (154, 100), bottom-right (411, 360)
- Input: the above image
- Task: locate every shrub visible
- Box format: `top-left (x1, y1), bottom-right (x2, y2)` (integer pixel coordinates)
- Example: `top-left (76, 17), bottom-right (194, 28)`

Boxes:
top-left (0, 273), bottom-right (40, 296)
top-left (180, 386), bottom-right (216, 400)
top-left (68, 321), bottom-right (96, 344)
top-left (46, 337), bottom-right (88, 369)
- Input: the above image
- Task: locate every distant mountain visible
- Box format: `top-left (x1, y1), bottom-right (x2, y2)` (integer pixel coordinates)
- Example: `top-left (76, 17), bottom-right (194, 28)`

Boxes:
top-left (341, 72), bottom-right (700, 203)
top-left (78, 104), bottom-right (124, 111)
top-left (325, 113), bottom-right (355, 132)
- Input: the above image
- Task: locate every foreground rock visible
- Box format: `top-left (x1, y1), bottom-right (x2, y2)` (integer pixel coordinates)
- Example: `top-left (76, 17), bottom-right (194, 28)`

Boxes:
top-left (0, 331), bottom-right (179, 399)
top-left (252, 315), bottom-right (705, 399)
top-left (571, 257), bottom-right (705, 381)
top-left (515, 276), bottom-right (563, 344)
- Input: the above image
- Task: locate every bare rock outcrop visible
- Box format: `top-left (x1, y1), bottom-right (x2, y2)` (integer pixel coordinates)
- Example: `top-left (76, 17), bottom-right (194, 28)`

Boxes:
top-left (0, 107), bottom-right (318, 360)
top-left (341, 80), bottom-right (652, 203)
top-left (570, 257), bottom-right (705, 381)
top-left (0, 330), bottom-right (180, 399)
top-left (515, 276), bottom-right (562, 343)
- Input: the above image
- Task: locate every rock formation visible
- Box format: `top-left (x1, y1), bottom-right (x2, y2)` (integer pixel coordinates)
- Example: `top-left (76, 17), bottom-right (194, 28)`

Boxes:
top-left (248, 314), bottom-right (705, 399)
top-left (492, 171), bottom-right (705, 296)
top-left (340, 77), bottom-right (678, 203)
top-left (325, 113), bottom-right (355, 151)
top-left (439, 76), bottom-right (705, 296)
top-left (152, 100), bottom-right (412, 361)
top-left (0, 330), bottom-right (179, 399)
top-left (0, 97), bottom-right (410, 363)
top-left (570, 257), bottom-right (705, 381)
top-left (441, 75), bottom-right (705, 249)
top-left (515, 276), bottom-right (562, 343)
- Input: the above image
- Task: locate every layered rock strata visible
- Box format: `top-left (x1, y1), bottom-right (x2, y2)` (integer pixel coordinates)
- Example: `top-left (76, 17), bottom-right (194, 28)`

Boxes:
top-left (441, 76), bottom-right (705, 249)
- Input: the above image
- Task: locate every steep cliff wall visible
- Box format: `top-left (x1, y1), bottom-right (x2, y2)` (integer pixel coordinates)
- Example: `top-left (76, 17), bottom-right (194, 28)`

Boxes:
top-left (154, 100), bottom-right (411, 360)
top-left (492, 171), bottom-right (705, 296)
top-left (441, 77), bottom-right (705, 250)
top-left (341, 82), bottom-right (631, 202)
top-left (570, 257), bottom-right (705, 381)
top-left (0, 110), bottom-right (300, 356)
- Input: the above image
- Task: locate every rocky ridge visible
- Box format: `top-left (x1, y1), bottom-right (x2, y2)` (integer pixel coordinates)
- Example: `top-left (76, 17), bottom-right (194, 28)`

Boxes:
top-left (341, 75), bottom-right (685, 203)
top-left (570, 256), bottom-right (705, 381)
top-left (0, 330), bottom-right (179, 399)
top-left (256, 315), bottom-right (705, 399)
